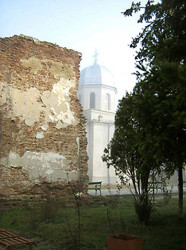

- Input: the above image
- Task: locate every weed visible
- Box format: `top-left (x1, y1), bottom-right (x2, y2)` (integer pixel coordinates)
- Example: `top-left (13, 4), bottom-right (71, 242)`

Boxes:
top-left (40, 195), bottom-right (58, 222)
top-left (25, 201), bottom-right (41, 231)
top-left (0, 196), bottom-right (185, 249)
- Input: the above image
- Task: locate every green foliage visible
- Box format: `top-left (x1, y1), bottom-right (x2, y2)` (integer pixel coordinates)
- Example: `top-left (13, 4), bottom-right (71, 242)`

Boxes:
top-left (122, 0), bottom-right (186, 77)
top-left (24, 196), bottom-right (59, 232)
top-left (122, 0), bottom-right (186, 215)
top-left (135, 195), bottom-right (153, 225)
top-left (103, 93), bottom-right (156, 224)
top-left (122, 0), bottom-right (186, 164)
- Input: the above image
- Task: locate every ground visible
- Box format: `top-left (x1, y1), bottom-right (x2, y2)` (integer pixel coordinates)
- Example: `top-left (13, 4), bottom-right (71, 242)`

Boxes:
top-left (0, 191), bottom-right (185, 250)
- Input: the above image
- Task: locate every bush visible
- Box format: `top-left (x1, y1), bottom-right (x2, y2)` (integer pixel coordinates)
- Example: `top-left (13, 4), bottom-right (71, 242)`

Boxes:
top-left (135, 196), bottom-right (153, 225)
top-left (40, 195), bottom-right (58, 222)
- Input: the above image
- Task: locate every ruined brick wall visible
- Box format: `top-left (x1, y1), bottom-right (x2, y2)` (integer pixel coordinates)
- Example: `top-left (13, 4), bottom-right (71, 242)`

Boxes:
top-left (0, 35), bottom-right (88, 198)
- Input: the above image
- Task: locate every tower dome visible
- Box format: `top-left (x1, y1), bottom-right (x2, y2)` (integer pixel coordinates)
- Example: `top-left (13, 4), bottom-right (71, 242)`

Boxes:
top-left (78, 52), bottom-right (117, 112)
top-left (79, 62), bottom-right (115, 87)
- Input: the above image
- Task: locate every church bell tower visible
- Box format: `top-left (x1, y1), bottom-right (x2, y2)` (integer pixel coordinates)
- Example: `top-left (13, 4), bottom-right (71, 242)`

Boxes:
top-left (78, 52), bottom-right (117, 184)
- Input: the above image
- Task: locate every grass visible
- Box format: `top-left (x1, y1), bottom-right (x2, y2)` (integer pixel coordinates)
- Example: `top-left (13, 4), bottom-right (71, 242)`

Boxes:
top-left (0, 194), bottom-right (185, 249)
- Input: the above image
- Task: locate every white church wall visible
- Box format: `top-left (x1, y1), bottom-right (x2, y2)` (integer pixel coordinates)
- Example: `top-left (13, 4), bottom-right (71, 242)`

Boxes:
top-left (78, 85), bottom-right (117, 113)
top-left (92, 123), bottom-right (107, 179)
top-left (78, 85), bottom-right (102, 110)
top-left (89, 121), bottom-right (118, 184)
top-left (84, 109), bottom-right (115, 123)
top-left (104, 122), bottom-right (118, 184)
top-left (100, 85), bottom-right (117, 112)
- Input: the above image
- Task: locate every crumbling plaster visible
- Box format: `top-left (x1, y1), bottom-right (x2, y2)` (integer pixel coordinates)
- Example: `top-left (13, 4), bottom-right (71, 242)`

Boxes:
top-left (21, 57), bottom-right (74, 79)
top-left (0, 151), bottom-right (78, 183)
top-left (0, 35), bottom-right (88, 197)
top-left (0, 57), bottom-right (77, 129)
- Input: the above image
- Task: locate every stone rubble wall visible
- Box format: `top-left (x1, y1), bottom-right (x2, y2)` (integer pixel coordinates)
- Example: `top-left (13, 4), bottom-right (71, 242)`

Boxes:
top-left (0, 35), bottom-right (88, 198)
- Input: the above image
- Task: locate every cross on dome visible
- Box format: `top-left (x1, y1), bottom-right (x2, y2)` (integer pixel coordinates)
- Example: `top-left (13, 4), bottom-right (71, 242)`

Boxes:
top-left (93, 50), bottom-right (99, 64)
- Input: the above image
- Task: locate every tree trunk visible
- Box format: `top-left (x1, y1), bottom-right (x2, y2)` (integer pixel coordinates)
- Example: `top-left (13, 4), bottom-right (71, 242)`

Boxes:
top-left (178, 165), bottom-right (183, 217)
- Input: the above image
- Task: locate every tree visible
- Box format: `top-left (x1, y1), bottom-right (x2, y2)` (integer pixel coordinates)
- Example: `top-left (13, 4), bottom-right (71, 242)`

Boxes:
top-left (122, 0), bottom-right (186, 215)
top-left (103, 93), bottom-right (155, 225)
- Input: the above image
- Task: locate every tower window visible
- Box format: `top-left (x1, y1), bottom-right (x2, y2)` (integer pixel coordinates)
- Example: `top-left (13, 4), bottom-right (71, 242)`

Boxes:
top-left (105, 93), bottom-right (111, 110)
top-left (90, 92), bottom-right (95, 109)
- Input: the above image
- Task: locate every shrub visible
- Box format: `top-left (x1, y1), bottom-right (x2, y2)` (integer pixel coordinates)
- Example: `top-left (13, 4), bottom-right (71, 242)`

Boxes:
top-left (134, 195), bottom-right (153, 225)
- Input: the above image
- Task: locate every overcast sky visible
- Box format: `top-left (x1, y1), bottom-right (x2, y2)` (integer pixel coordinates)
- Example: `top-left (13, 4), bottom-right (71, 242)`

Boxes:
top-left (1, 0), bottom-right (147, 101)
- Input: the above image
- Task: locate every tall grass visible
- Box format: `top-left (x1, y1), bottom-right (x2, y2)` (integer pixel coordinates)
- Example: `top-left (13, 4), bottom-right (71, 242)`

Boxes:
top-left (0, 195), bottom-right (185, 249)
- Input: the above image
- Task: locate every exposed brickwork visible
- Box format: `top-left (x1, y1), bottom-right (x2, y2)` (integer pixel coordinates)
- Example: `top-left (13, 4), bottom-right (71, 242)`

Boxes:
top-left (0, 35), bottom-right (88, 198)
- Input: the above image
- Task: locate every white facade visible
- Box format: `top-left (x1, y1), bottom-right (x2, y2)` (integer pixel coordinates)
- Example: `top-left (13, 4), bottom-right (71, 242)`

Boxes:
top-left (78, 57), bottom-right (118, 184)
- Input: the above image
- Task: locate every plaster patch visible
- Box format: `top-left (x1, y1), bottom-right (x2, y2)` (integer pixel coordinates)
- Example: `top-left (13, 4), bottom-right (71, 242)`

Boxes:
top-left (41, 78), bottom-right (77, 125)
top-left (0, 82), bottom-right (10, 106)
top-left (1, 151), bottom-right (78, 182)
top-left (21, 57), bottom-right (42, 74)
top-left (10, 87), bottom-right (42, 126)
top-left (41, 123), bottom-right (48, 131)
top-left (55, 121), bottom-right (65, 129)
top-left (52, 78), bottom-right (74, 104)
top-left (2, 56), bottom-right (78, 128)
top-left (21, 56), bottom-right (73, 79)
top-left (36, 132), bottom-right (44, 139)
top-left (49, 114), bottom-right (55, 122)
top-left (3, 80), bottom-right (77, 127)
top-left (47, 61), bottom-right (74, 79)
top-left (76, 137), bottom-right (80, 156)
top-left (46, 169), bottom-right (54, 175)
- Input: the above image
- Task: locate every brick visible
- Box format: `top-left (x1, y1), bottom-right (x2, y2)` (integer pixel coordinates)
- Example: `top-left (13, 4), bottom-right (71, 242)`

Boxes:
top-left (0, 35), bottom-right (88, 198)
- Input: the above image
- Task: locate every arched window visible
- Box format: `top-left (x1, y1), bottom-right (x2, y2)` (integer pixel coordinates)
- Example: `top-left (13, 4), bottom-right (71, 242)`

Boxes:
top-left (105, 93), bottom-right (111, 110)
top-left (90, 92), bottom-right (95, 109)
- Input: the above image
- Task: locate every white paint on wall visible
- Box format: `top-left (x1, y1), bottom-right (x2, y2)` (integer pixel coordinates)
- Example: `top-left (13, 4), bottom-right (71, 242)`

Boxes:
top-left (36, 132), bottom-right (44, 139)
top-left (10, 87), bottom-right (41, 126)
top-left (76, 137), bottom-right (80, 156)
top-left (0, 55), bottom-right (78, 129)
top-left (0, 151), bottom-right (79, 183)
top-left (0, 77), bottom-right (77, 128)
top-left (41, 123), bottom-right (49, 131)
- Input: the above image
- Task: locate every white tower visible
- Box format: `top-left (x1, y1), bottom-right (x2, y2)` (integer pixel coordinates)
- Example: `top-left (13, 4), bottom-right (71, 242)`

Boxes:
top-left (78, 52), bottom-right (117, 184)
